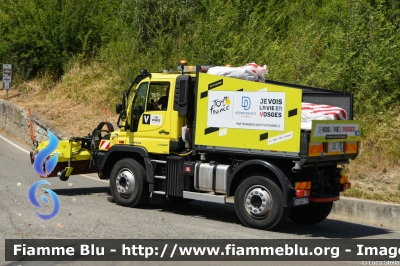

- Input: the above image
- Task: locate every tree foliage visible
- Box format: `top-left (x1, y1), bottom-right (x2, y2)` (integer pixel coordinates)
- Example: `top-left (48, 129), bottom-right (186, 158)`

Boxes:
top-left (0, 0), bottom-right (399, 113)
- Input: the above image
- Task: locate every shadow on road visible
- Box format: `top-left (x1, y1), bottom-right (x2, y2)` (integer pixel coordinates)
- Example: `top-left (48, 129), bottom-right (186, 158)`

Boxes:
top-left (52, 187), bottom-right (111, 196)
top-left (276, 219), bottom-right (392, 238)
top-left (54, 188), bottom-right (393, 238)
top-left (145, 199), bottom-right (393, 238)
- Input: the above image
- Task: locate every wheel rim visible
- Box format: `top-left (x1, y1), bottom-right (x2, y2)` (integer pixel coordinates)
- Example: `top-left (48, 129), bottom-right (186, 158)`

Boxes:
top-left (244, 185), bottom-right (273, 219)
top-left (116, 168), bottom-right (135, 197)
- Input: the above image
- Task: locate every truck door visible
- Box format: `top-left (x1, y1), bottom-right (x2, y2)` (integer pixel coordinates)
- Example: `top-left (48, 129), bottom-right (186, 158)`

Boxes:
top-left (130, 81), bottom-right (172, 154)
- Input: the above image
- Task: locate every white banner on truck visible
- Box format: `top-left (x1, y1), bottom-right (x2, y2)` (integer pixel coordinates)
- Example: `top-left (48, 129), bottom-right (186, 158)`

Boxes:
top-left (310, 120), bottom-right (361, 142)
top-left (207, 91), bottom-right (286, 131)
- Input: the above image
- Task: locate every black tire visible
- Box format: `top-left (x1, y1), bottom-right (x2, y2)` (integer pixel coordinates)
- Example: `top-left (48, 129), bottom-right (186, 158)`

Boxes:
top-left (168, 196), bottom-right (194, 204)
top-left (92, 121), bottom-right (114, 140)
top-left (234, 174), bottom-right (290, 230)
top-left (289, 201), bottom-right (333, 225)
top-left (59, 169), bottom-right (69, 181)
top-left (110, 158), bottom-right (150, 207)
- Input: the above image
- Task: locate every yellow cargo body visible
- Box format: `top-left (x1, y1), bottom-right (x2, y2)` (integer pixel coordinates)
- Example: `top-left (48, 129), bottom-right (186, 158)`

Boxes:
top-left (195, 73), bottom-right (302, 153)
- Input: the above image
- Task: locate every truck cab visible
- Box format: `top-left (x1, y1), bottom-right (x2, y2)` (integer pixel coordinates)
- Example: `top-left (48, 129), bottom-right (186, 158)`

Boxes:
top-left (122, 74), bottom-right (187, 154)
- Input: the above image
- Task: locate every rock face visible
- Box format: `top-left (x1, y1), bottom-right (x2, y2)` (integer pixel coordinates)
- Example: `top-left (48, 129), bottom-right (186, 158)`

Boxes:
top-left (0, 99), bottom-right (66, 144)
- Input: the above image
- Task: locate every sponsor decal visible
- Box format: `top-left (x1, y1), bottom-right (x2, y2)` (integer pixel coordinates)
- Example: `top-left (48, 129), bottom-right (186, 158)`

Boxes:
top-left (143, 114), bottom-right (151, 124)
top-left (314, 124), bottom-right (360, 138)
top-left (143, 114), bottom-right (162, 125)
top-left (207, 91), bottom-right (286, 131)
top-left (268, 132), bottom-right (293, 145)
top-left (311, 121), bottom-right (361, 142)
top-left (150, 115), bottom-right (162, 125)
top-left (209, 96), bottom-right (231, 115)
top-left (241, 96), bottom-right (251, 110)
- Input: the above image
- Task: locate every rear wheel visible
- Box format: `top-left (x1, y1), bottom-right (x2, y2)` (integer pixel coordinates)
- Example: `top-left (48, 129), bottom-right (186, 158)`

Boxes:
top-left (234, 174), bottom-right (290, 230)
top-left (110, 158), bottom-right (149, 207)
top-left (289, 201), bottom-right (333, 225)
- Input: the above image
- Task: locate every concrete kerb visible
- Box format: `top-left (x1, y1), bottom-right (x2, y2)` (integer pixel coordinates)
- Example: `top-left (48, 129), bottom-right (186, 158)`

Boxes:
top-left (329, 197), bottom-right (400, 230)
top-left (1, 98), bottom-right (400, 230)
top-left (0, 99), bottom-right (67, 144)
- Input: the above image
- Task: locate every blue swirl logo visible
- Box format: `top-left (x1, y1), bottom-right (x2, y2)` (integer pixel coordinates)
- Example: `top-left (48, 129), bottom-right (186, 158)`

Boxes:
top-left (28, 180), bottom-right (60, 220)
top-left (33, 130), bottom-right (59, 177)
top-left (30, 130), bottom-right (60, 220)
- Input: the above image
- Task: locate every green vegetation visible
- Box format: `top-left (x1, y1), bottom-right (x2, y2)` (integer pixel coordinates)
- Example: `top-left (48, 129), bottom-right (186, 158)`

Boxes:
top-left (1, 0), bottom-right (399, 202)
top-left (2, 1), bottom-right (400, 104)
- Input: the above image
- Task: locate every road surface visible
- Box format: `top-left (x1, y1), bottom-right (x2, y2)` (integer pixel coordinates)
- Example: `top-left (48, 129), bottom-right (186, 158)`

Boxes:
top-left (1, 132), bottom-right (399, 266)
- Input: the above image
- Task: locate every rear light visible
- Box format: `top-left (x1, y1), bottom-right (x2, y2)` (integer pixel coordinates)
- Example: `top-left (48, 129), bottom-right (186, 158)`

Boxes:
top-left (296, 189), bottom-right (310, 198)
top-left (341, 183), bottom-right (351, 191)
top-left (183, 162), bottom-right (195, 175)
top-left (340, 175), bottom-right (351, 191)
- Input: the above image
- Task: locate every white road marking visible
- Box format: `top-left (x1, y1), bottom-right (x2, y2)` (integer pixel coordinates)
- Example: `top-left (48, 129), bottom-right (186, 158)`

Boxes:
top-left (80, 174), bottom-right (108, 183)
top-left (0, 134), bottom-right (30, 154)
top-left (0, 133), bottom-right (108, 183)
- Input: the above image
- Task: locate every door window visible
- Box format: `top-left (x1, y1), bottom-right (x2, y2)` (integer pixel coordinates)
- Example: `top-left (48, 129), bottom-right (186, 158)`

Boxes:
top-left (130, 82), bottom-right (149, 132)
top-left (146, 82), bottom-right (171, 111)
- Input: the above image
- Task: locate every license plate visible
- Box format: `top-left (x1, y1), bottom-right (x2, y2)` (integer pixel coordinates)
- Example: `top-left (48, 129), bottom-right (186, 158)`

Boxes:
top-left (293, 197), bottom-right (309, 206)
top-left (327, 142), bottom-right (343, 152)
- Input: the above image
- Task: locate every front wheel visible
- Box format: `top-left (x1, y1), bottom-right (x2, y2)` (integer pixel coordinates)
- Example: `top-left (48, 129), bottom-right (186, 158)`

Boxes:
top-left (234, 175), bottom-right (290, 230)
top-left (289, 201), bottom-right (333, 225)
top-left (110, 158), bottom-right (150, 207)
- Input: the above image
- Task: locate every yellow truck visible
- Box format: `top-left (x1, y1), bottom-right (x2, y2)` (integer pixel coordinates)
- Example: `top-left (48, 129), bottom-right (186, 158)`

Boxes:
top-left (31, 63), bottom-right (361, 230)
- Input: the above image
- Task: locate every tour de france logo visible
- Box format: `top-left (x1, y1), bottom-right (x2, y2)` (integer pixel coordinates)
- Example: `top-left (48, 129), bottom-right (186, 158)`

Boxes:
top-left (29, 130), bottom-right (60, 220)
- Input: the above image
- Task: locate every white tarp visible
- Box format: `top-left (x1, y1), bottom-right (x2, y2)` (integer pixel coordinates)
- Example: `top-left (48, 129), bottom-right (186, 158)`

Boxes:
top-left (207, 63), bottom-right (268, 82)
top-left (301, 102), bottom-right (347, 130)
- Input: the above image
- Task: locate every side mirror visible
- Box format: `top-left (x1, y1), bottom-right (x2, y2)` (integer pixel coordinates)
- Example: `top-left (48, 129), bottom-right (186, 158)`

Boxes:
top-left (116, 103), bottom-right (122, 114)
top-left (174, 75), bottom-right (191, 116)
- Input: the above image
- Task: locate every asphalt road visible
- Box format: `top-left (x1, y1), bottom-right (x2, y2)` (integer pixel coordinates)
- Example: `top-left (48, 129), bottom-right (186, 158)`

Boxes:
top-left (1, 132), bottom-right (399, 266)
